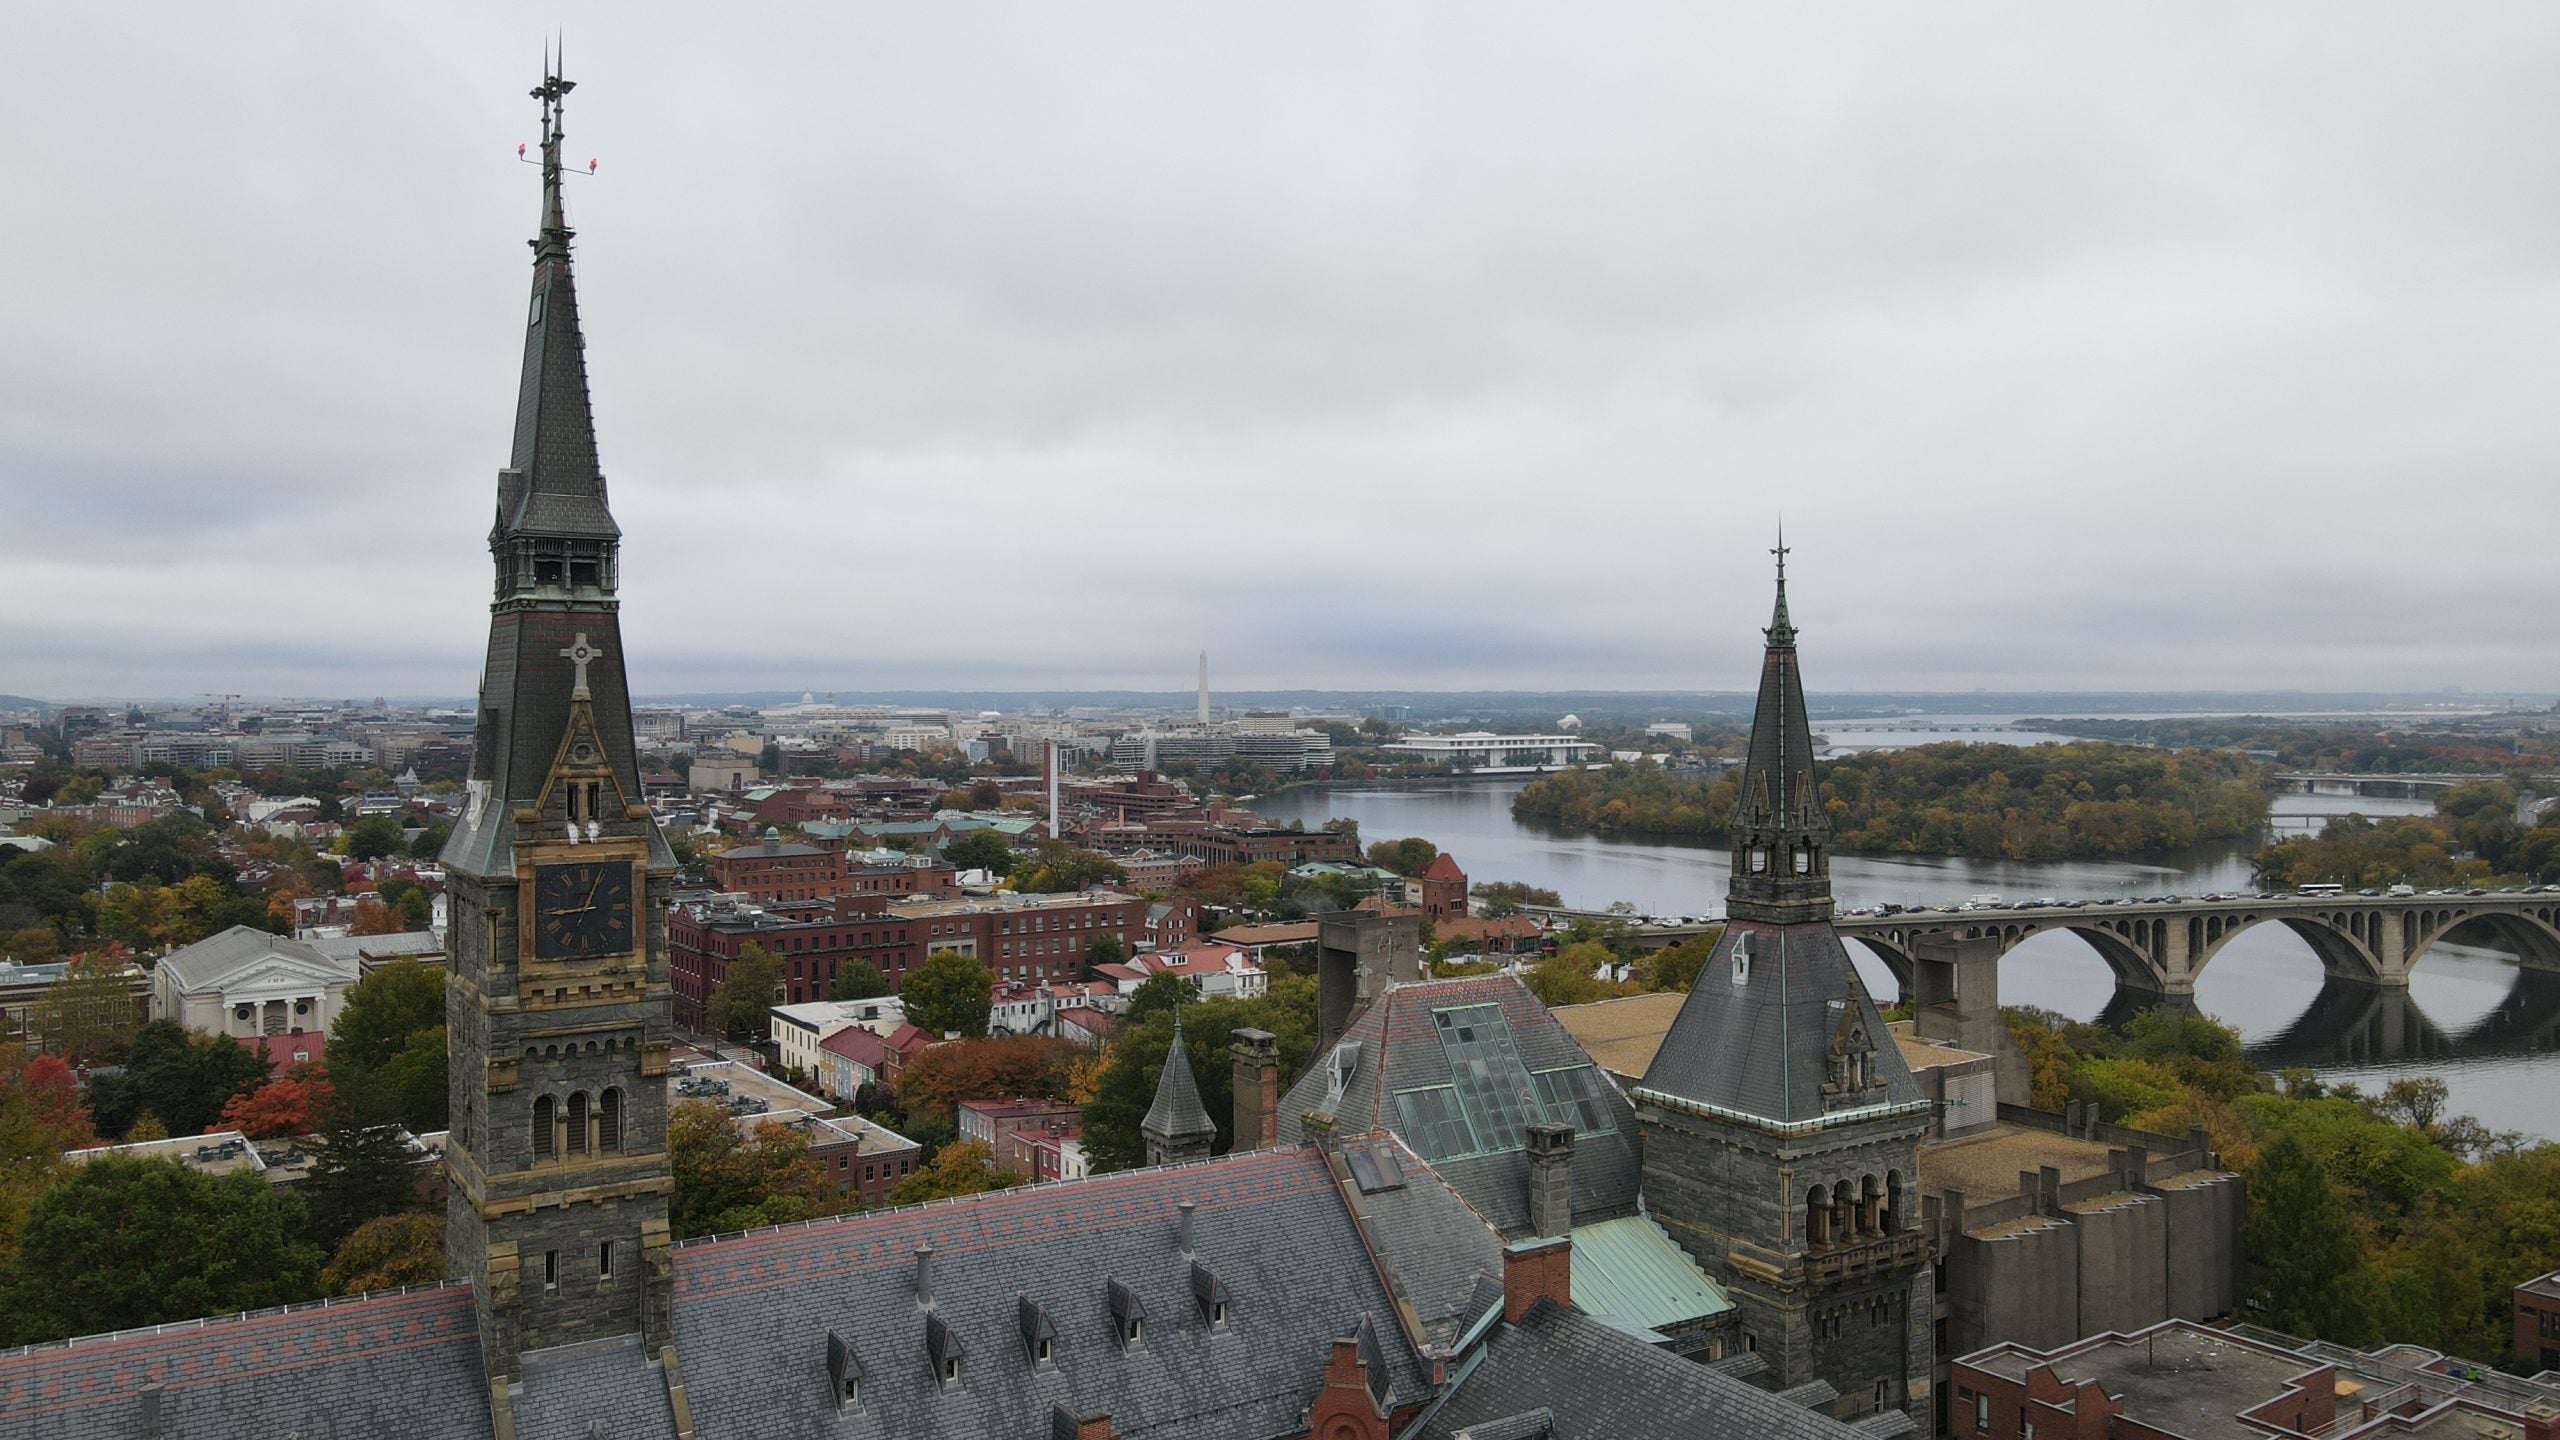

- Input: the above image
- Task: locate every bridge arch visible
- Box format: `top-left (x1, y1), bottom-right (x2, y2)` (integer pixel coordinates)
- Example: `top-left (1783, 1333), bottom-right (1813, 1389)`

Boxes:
top-left (2187, 910), bottom-right (2387, 987)
top-left (2402, 904), bottom-right (2560, 976)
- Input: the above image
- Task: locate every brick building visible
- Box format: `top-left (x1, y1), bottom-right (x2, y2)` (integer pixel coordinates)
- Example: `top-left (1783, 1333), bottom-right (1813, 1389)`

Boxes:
top-left (668, 897), bottom-right (923, 1030)
top-left (2521, 1269), bottom-right (2560, 1373)
top-left (887, 889), bottom-right (1144, 986)
top-left (1417, 851), bottom-right (1469, 924)
top-left (1952, 1319), bottom-right (2560, 1440)
top-left (957, 1096), bottom-right (1082, 1151)
top-left (707, 834), bottom-right (841, 903)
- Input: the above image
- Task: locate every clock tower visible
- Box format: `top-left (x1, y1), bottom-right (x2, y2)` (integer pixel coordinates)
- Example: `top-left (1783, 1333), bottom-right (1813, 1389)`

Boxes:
top-left (441, 60), bottom-right (678, 1381)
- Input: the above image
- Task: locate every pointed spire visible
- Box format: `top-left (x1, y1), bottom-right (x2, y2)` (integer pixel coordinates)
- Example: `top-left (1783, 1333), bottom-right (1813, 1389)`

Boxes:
top-left (491, 53), bottom-right (615, 554)
top-left (1142, 1007), bottom-right (1217, 1163)
top-left (1764, 522), bottom-right (1797, 647)
top-left (1725, 529), bottom-right (1830, 924)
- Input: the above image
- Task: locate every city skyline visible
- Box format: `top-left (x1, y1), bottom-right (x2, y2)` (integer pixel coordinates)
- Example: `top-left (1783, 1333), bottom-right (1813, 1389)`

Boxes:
top-left (7, 6), bottom-right (2559, 697)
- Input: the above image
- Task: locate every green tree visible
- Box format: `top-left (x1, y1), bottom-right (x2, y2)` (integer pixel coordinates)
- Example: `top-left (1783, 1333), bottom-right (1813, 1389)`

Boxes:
top-left (1083, 934), bottom-right (1128, 978)
top-left (0, 1156), bottom-right (322, 1345)
top-left (330, 959), bottom-right (445, 1074)
top-left (901, 951), bottom-right (993, 1039)
top-left (1080, 972), bottom-right (1317, 1171)
top-left (708, 943), bottom-right (785, 1041)
top-left (826, 958), bottom-right (891, 1002)
top-left (1521, 942), bottom-right (1617, 1008)
top-left (83, 1020), bottom-right (269, 1139)
top-left (1365, 837), bottom-right (1439, 877)
top-left (2242, 1131), bottom-right (2374, 1343)
top-left (343, 813), bottom-right (408, 862)
top-left (1009, 840), bottom-right (1127, 894)
top-left (1124, 971), bottom-right (1201, 1023)
top-left (942, 830), bottom-right (1017, 876)
top-left (323, 1211), bottom-right (447, 1295)
top-left (300, 1091), bottom-right (427, 1248)
top-left (887, 1141), bottom-right (1018, 1204)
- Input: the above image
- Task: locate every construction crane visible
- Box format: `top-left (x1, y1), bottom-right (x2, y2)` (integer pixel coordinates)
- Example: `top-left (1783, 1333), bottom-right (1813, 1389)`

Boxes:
top-left (200, 692), bottom-right (242, 730)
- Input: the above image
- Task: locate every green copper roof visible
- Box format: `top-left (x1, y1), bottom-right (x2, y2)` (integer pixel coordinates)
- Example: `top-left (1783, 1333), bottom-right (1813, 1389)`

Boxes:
top-left (1568, 1213), bottom-right (1732, 1335)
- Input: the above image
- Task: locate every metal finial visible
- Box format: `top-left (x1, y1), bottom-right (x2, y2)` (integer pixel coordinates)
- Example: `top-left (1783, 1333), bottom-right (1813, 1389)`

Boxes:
top-left (1764, 520), bottom-right (1798, 646)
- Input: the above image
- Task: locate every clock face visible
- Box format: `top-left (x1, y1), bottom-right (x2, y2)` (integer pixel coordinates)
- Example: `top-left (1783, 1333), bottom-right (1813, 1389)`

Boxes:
top-left (532, 861), bottom-right (635, 960)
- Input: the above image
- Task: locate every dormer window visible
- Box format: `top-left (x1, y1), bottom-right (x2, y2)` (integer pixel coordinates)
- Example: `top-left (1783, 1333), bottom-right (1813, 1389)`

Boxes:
top-left (1107, 1280), bottom-right (1147, 1350)
top-left (941, 1357), bottom-right (960, 1385)
top-left (1731, 934), bottom-right (1752, 986)
top-left (926, 1312), bottom-right (965, 1388)
top-left (1192, 1262), bottom-right (1232, 1331)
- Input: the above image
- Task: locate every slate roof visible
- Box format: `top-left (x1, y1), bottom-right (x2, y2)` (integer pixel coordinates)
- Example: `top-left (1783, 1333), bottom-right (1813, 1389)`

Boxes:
top-left (511, 1333), bottom-right (678, 1440)
top-left (665, 1144), bottom-right (1436, 1439)
top-left (156, 925), bottom-right (352, 994)
top-left (0, 1282), bottom-right (494, 1440)
top-left (1411, 1299), bottom-right (1868, 1440)
top-left (1276, 974), bottom-right (1642, 1237)
top-left (1636, 921), bottom-right (1927, 1128)
top-left (1140, 1015), bottom-right (1217, 1145)
top-left (1331, 1133), bottom-right (1507, 1349)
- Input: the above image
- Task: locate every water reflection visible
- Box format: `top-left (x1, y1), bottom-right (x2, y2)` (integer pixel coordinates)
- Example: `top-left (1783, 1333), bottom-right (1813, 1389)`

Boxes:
top-left (1255, 778), bottom-right (2560, 1138)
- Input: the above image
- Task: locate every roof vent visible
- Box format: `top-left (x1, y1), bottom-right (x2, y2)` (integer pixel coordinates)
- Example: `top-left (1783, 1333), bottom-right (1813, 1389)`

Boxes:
top-left (1177, 1199), bottom-right (1196, 1254)
top-left (914, 1243), bottom-right (934, 1306)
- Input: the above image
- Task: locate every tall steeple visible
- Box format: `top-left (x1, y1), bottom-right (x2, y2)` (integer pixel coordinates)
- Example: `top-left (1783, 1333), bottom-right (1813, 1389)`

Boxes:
top-left (443, 57), bottom-right (678, 1384)
top-left (1725, 531), bottom-right (1831, 925)
top-left (1633, 537), bottom-right (1935, 1427)
top-left (491, 52), bottom-right (619, 595)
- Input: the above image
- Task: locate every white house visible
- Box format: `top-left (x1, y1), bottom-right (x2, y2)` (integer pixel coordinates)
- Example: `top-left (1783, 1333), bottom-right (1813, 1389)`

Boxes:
top-left (152, 926), bottom-right (361, 1043)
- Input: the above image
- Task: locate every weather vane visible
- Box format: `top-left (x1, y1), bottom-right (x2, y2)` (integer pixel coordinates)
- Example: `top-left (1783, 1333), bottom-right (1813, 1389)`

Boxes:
top-left (1771, 520), bottom-right (1790, 586)
top-left (516, 38), bottom-right (599, 233)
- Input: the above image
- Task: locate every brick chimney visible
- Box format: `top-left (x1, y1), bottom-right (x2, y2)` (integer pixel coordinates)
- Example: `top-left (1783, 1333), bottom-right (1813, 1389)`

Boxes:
top-left (1503, 1236), bottom-right (1572, 1324)
top-left (1231, 1027), bottom-right (1280, 1152)
top-left (2523, 1403), bottom-right (2558, 1440)
top-left (1050, 1401), bottom-right (1114, 1440)
top-left (1524, 1122), bottom-right (1574, 1237)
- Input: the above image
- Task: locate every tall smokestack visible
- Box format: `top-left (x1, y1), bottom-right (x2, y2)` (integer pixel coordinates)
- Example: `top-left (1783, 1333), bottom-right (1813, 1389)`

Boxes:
top-left (1048, 740), bottom-right (1062, 840)
top-left (1197, 650), bottom-right (1210, 725)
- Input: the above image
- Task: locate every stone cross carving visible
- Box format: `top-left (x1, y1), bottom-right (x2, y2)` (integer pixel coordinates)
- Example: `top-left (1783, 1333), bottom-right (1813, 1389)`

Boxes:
top-left (560, 632), bottom-right (602, 700)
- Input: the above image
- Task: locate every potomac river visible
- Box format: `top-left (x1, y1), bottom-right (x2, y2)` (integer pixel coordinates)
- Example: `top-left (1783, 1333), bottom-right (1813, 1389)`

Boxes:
top-left (1255, 775), bottom-right (2557, 1141)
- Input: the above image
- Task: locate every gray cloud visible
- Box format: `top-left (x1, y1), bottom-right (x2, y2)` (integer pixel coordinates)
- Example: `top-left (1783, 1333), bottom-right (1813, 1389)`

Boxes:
top-left (5, 3), bottom-right (2558, 699)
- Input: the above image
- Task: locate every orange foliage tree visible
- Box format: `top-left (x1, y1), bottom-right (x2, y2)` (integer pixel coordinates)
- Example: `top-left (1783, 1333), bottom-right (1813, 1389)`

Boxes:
top-left (218, 1063), bottom-right (335, 1139)
top-left (892, 1033), bottom-right (1082, 1129)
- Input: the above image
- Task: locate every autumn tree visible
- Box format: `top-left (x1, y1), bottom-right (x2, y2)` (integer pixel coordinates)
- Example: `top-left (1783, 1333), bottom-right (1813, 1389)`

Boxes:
top-left (901, 951), bottom-right (992, 1039)
top-left (893, 1034), bottom-right (1082, 1129)
top-left (707, 943), bottom-right (785, 1041)
top-left (218, 1063), bottom-right (335, 1139)
top-left (0, 1156), bottom-right (323, 1345)
top-left (668, 1100), bottom-right (856, 1239)
top-left (886, 1140), bottom-right (1017, 1205)
top-left (1520, 942), bottom-right (1621, 1009)
top-left (1008, 841), bottom-right (1128, 894)
top-left (323, 1212), bottom-right (448, 1295)
top-left (0, 1047), bottom-right (96, 1268)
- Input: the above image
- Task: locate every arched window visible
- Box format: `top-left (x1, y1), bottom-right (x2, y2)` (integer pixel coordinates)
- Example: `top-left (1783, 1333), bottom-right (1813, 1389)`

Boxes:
top-left (533, 1095), bottom-right (556, 1159)
top-left (1805, 1187), bottom-right (1830, 1247)
top-left (567, 1092), bottom-right (589, 1154)
top-left (599, 1088), bottom-right (622, 1152)
top-left (1885, 1172), bottom-right (1905, 1233)
top-left (1859, 1175), bottom-right (1882, 1235)
top-left (1793, 845), bottom-right (1812, 875)
top-left (1748, 846), bottom-right (1769, 874)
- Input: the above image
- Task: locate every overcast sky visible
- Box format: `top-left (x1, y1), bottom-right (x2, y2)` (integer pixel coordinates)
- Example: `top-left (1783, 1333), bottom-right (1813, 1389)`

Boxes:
top-left (5, 5), bottom-right (2558, 701)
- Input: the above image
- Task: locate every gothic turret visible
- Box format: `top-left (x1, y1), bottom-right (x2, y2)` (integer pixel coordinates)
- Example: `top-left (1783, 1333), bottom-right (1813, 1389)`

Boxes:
top-left (1726, 538), bottom-right (1831, 925)
top-left (1632, 540), bottom-right (1934, 1428)
top-left (442, 59), bottom-right (678, 1383)
top-left (1142, 1011), bottom-right (1217, 1165)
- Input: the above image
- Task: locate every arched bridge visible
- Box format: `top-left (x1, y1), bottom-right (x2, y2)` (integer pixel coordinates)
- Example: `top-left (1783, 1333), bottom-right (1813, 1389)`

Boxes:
top-left (1830, 893), bottom-right (2560, 998)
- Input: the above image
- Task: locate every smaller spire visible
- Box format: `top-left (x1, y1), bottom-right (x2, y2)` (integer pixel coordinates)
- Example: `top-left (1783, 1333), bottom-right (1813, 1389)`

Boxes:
top-left (1764, 522), bottom-right (1797, 648)
top-left (1142, 1007), bottom-right (1217, 1163)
